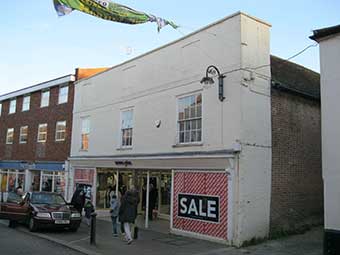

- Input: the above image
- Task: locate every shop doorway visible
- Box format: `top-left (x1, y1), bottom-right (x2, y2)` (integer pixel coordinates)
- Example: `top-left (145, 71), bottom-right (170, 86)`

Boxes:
top-left (95, 168), bottom-right (172, 233)
top-left (134, 170), bottom-right (171, 234)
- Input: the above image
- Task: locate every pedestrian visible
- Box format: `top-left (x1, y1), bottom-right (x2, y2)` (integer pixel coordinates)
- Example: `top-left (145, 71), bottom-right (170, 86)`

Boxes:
top-left (15, 185), bottom-right (24, 196)
top-left (148, 183), bottom-right (158, 221)
top-left (119, 185), bottom-right (127, 236)
top-left (71, 187), bottom-right (86, 214)
top-left (110, 193), bottom-right (120, 237)
top-left (119, 186), bottom-right (140, 244)
top-left (84, 199), bottom-right (94, 226)
top-left (105, 185), bottom-right (115, 208)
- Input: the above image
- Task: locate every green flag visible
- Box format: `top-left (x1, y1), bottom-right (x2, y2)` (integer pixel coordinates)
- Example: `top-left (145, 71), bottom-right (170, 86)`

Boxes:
top-left (53, 0), bottom-right (178, 31)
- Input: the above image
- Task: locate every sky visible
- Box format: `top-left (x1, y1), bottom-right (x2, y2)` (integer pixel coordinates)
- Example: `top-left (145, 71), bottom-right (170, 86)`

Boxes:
top-left (0, 0), bottom-right (339, 95)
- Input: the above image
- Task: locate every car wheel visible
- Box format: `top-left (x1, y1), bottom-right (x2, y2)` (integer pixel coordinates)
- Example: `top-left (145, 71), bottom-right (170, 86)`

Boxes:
top-left (8, 220), bottom-right (16, 228)
top-left (28, 217), bottom-right (37, 232)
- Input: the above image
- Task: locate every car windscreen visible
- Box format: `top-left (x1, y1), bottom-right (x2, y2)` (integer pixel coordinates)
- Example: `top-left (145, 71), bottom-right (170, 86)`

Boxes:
top-left (31, 193), bottom-right (66, 205)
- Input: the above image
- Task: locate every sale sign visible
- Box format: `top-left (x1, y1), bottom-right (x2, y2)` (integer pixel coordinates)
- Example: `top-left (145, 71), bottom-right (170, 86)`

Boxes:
top-left (172, 171), bottom-right (229, 240)
top-left (178, 194), bottom-right (220, 223)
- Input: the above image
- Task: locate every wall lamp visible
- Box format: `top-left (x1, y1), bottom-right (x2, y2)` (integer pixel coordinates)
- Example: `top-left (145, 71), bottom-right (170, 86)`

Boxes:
top-left (200, 65), bottom-right (226, 102)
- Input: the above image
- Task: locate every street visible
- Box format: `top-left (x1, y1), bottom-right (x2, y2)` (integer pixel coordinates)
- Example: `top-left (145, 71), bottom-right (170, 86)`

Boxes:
top-left (0, 222), bottom-right (82, 255)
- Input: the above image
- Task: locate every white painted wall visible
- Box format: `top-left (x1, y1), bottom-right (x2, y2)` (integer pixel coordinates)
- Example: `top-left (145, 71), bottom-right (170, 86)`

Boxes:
top-left (70, 12), bottom-right (271, 245)
top-left (233, 15), bottom-right (272, 245)
top-left (319, 33), bottom-right (340, 231)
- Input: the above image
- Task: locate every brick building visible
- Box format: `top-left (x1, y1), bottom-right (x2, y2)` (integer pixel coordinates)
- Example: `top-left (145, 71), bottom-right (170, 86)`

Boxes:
top-left (270, 56), bottom-right (323, 236)
top-left (0, 68), bottom-right (107, 199)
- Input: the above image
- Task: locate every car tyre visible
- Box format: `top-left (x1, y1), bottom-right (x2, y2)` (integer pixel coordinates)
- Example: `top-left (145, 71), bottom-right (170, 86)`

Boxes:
top-left (8, 220), bottom-right (16, 228)
top-left (29, 217), bottom-right (37, 232)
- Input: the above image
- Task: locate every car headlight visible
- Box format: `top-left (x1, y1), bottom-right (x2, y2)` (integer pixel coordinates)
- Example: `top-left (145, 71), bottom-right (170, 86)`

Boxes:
top-left (36, 212), bottom-right (51, 218)
top-left (71, 213), bottom-right (81, 218)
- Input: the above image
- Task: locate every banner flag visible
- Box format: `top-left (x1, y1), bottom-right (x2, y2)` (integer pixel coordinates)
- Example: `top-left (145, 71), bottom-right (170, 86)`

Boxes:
top-left (53, 0), bottom-right (178, 32)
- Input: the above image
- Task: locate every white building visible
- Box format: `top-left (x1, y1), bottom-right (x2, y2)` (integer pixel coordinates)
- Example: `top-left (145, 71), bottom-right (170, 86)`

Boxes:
top-left (68, 12), bottom-right (271, 246)
top-left (311, 25), bottom-right (340, 254)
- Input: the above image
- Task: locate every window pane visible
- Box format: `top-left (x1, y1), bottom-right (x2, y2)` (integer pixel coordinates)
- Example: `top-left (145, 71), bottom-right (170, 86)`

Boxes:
top-left (56, 121), bottom-right (66, 141)
top-left (20, 126), bottom-right (28, 143)
top-left (41, 91), bottom-right (50, 107)
top-left (184, 131), bottom-right (190, 143)
top-left (6, 128), bottom-right (14, 144)
top-left (22, 96), bottom-right (30, 111)
top-left (58, 86), bottom-right (69, 104)
top-left (38, 124), bottom-right (47, 142)
top-left (9, 99), bottom-right (16, 114)
top-left (177, 93), bottom-right (202, 143)
top-left (81, 134), bottom-right (89, 150)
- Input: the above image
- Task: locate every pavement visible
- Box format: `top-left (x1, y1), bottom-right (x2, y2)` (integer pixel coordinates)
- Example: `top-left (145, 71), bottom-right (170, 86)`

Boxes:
top-left (0, 218), bottom-right (323, 255)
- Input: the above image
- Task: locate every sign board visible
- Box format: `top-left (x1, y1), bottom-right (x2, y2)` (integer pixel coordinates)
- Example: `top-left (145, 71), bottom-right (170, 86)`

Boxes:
top-left (178, 193), bottom-right (219, 223)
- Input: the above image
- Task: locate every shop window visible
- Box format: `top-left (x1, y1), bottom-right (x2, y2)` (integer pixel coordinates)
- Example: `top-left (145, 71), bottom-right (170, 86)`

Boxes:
top-left (41, 171), bottom-right (65, 194)
top-left (22, 95), bottom-right (30, 111)
top-left (19, 126), bottom-right (28, 144)
top-left (0, 170), bottom-right (25, 194)
top-left (9, 99), bottom-right (16, 114)
top-left (177, 93), bottom-right (202, 144)
top-left (6, 128), bottom-right (14, 144)
top-left (121, 109), bottom-right (133, 147)
top-left (40, 90), bottom-right (50, 108)
top-left (55, 121), bottom-right (66, 141)
top-left (37, 123), bottom-right (48, 143)
top-left (58, 86), bottom-right (69, 104)
top-left (81, 117), bottom-right (90, 150)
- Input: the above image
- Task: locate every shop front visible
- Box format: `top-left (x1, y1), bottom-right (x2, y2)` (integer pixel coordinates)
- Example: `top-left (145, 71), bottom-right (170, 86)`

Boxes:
top-left (69, 152), bottom-right (235, 243)
top-left (0, 161), bottom-right (67, 201)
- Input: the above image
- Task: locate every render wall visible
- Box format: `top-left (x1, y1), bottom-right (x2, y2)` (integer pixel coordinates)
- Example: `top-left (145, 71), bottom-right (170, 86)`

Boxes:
top-left (319, 34), bottom-right (340, 231)
top-left (71, 13), bottom-right (244, 157)
top-left (270, 89), bottom-right (323, 235)
top-left (234, 15), bottom-right (272, 245)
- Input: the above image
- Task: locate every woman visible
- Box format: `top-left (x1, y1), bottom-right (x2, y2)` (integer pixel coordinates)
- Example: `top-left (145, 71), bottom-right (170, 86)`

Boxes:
top-left (119, 187), bottom-right (139, 244)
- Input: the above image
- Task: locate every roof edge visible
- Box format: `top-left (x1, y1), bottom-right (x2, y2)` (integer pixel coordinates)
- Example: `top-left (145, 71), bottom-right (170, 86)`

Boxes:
top-left (0, 74), bottom-right (75, 102)
top-left (75, 11), bottom-right (271, 85)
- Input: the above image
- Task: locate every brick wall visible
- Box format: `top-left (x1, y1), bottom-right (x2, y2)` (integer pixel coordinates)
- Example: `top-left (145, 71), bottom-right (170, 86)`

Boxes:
top-left (270, 89), bottom-right (323, 236)
top-left (0, 82), bottom-right (74, 162)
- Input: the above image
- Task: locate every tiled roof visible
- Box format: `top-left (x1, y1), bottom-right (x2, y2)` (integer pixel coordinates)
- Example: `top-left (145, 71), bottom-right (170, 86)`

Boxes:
top-left (270, 55), bottom-right (320, 99)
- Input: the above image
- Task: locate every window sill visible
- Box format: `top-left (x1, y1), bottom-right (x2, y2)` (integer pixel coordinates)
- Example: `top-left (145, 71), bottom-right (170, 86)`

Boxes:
top-left (116, 147), bottom-right (133, 151)
top-left (172, 143), bottom-right (203, 148)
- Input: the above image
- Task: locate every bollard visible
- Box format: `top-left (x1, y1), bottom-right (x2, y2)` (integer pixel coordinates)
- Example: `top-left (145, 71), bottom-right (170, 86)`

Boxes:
top-left (90, 212), bottom-right (97, 245)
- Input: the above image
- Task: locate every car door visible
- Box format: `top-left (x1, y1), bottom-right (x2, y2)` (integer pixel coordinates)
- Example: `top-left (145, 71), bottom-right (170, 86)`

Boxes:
top-left (1, 192), bottom-right (30, 221)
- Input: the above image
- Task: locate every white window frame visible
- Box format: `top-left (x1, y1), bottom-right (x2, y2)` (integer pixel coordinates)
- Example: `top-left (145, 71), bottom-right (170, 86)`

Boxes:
top-left (120, 108), bottom-right (134, 148)
top-left (9, 99), bottom-right (16, 114)
top-left (37, 123), bottom-right (48, 143)
top-left (6, 128), bottom-right (14, 144)
top-left (81, 117), bottom-right (90, 150)
top-left (55, 121), bottom-right (67, 142)
top-left (19, 126), bottom-right (28, 144)
top-left (0, 103), bottom-right (2, 116)
top-left (176, 92), bottom-right (203, 145)
top-left (22, 95), bottom-right (30, 112)
top-left (58, 86), bottom-right (69, 104)
top-left (40, 90), bottom-right (50, 108)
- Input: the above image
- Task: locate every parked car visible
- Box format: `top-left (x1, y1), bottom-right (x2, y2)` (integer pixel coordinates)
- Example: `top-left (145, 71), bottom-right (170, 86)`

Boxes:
top-left (0, 192), bottom-right (81, 232)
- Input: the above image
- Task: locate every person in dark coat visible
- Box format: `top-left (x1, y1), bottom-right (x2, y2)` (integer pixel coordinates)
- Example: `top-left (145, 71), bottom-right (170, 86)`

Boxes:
top-left (119, 187), bottom-right (140, 244)
top-left (148, 184), bottom-right (158, 221)
top-left (71, 187), bottom-right (86, 214)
